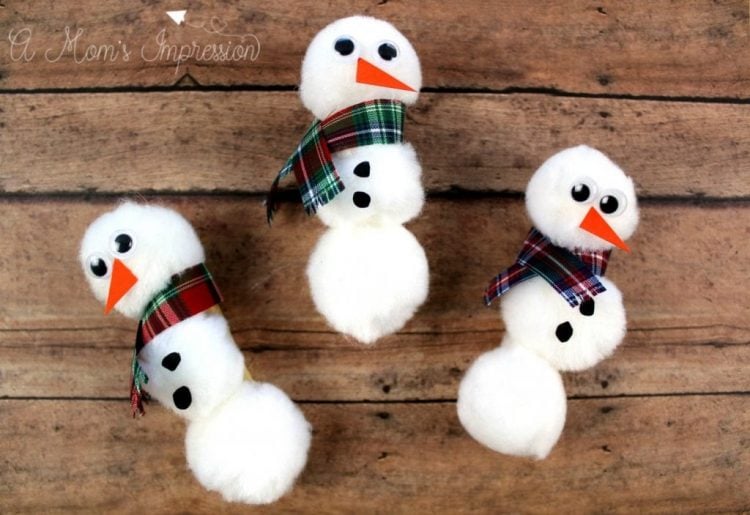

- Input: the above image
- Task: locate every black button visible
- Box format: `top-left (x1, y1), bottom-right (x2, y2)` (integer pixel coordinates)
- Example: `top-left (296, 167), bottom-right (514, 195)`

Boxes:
top-left (353, 161), bottom-right (370, 177)
top-left (555, 322), bottom-right (573, 342)
top-left (353, 191), bottom-right (371, 208)
top-left (173, 386), bottom-right (192, 410)
top-left (580, 299), bottom-right (595, 316)
top-left (161, 352), bottom-right (181, 371)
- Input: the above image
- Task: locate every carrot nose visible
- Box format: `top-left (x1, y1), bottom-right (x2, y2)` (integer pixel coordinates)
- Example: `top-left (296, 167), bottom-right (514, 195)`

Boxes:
top-left (579, 207), bottom-right (631, 252)
top-left (356, 58), bottom-right (416, 92)
top-left (104, 258), bottom-right (138, 314)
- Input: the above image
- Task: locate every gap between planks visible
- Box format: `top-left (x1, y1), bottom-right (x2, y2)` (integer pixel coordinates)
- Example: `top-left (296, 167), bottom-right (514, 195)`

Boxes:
top-left (3, 391), bottom-right (750, 403)
top-left (2, 191), bottom-right (750, 204)
top-left (2, 82), bottom-right (750, 106)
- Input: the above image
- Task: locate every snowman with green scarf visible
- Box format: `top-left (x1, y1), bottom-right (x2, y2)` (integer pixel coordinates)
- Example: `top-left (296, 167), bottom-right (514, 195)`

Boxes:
top-left (267, 16), bottom-right (429, 345)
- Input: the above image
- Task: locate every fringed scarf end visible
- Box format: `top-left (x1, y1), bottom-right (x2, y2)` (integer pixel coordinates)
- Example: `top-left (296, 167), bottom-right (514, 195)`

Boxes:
top-left (130, 350), bottom-right (148, 418)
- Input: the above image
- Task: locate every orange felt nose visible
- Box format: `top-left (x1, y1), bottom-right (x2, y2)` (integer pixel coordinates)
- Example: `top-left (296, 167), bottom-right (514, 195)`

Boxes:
top-left (355, 58), bottom-right (416, 92)
top-left (579, 207), bottom-right (631, 252)
top-left (104, 258), bottom-right (138, 314)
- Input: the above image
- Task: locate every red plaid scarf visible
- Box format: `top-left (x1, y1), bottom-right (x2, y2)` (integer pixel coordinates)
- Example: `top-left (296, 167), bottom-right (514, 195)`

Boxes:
top-left (266, 99), bottom-right (405, 222)
top-left (130, 263), bottom-right (223, 417)
top-left (484, 228), bottom-right (610, 308)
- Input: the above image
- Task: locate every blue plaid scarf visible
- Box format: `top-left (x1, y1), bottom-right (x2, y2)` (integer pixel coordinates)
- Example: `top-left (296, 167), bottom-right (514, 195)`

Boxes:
top-left (484, 228), bottom-right (611, 307)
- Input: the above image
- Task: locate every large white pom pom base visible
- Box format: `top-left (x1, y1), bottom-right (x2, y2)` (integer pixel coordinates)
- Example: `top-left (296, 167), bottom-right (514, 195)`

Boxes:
top-left (307, 225), bottom-right (428, 344)
top-left (185, 382), bottom-right (311, 505)
top-left (457, 341), bottom-right (567, 460)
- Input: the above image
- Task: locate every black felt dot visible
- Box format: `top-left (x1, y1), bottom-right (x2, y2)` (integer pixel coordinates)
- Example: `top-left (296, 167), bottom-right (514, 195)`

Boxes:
top-left (173, 386), bottom-right (192, 410)
top-left (580, 299), bottom-right (595, 317)
top-left (555, 321), bottom-right (573, 342)
top-left (353, 191), bottom-right (371, 208)
top-left (161, 352), bottom-right (181, 371)
top-left (353, 161), bottom-right (370, 177)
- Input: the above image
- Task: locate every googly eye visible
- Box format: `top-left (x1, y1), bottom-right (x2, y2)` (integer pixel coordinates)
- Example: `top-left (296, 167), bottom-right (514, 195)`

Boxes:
top-left (110, 231), bottom-right (135, 256)
top-left (377, 41), bottom-right (399, 61)
top-left (334, 36), bottom-right (355, 56)
top-left (598, 190), bottom-right (627, 216)
top-left (570, 177), bottom-right (598, 203)
top-left (87, 254), bottom-right (110, 278)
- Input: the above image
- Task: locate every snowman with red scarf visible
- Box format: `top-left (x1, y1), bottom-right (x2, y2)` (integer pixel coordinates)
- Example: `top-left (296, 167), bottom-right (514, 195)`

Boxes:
top-left (457, 146), bottom-right (639, 459)
top-left (267, 16), bottom-right (428, 345)
top-left (80, 202), bottom-right (311, 504)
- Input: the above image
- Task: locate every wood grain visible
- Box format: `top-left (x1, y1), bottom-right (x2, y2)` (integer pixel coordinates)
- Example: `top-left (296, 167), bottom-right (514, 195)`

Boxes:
top-left (2, 92), bottom-right (750, 197)
top-left (1, 1), bottom-right (748, 97)
top-left (0, 198), bottom-right (746, 335)
top-left (0, 198), bottom-right (747, 403)
top-left (1, 338), bottom-right (748, 401)
top-left (2, 397), bottom-right (748, 513)
top-left (1, 2), bottom-right (747, 511)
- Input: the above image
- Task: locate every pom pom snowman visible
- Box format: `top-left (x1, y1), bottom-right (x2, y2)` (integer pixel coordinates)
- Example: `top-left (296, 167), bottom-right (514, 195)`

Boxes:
top-left (80, 202), bottom-right (311, 504)
top-left (267, 16), bottom-right (428, 345)
top-left (457, 145), bottom-right (639, 459)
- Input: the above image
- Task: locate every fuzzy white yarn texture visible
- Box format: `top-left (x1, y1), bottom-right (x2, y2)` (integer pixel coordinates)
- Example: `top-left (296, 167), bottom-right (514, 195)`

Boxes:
top-left (457, 340), bottom-right (567, 460)
top-left (80, 202), bottom-right (311, 504)
top-left (296, 16), bottom-right (429, 344)
top-left (186, 382), bottom-right (311, 505)
top-left (458, 145), bottom-right (639, 459)
top-left (300, 16), bottom-right (422, 120)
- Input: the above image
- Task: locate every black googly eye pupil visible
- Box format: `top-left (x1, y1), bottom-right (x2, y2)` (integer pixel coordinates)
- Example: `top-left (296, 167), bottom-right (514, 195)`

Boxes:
top-left (571, 184), bottom-right (591, 202)
top-left (90, 257), bottom-right (107, 277)
top-left (334, 38), bottom-right (354, 56)
top-left (378, 43), bottom-right (398, 61)
top-left (600, 195), bottom-right (619, 214)
top-left (114, 234), bottom-right (133, 253)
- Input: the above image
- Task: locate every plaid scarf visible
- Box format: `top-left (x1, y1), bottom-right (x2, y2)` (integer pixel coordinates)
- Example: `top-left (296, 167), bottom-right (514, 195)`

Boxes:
top-left (484, 228), bottom-right (611, 308)
top-left (130, 263), bottom-right (223, 417)
top-left (266, 99), bottom-right (406, 222)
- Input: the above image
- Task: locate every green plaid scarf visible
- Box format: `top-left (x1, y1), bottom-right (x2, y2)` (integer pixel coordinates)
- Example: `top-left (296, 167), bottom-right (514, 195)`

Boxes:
top-left (130, 263), bottom-right (222, 417)
top-left (266, 99), bottom-right (406, 222)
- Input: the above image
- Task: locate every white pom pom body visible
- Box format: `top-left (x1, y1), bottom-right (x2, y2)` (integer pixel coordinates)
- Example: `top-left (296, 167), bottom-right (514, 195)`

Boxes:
top-left (501, 276), bottom-right (627, 372)
top-left (185, 381), bottom-right (312, 505)
top-left (457, 341), bottom-right (566, 460)
top-left (138, 313), bottom-right (245, 420)
top-left (307, 224), bottom-right (428, 344)
top-left (316, 144), bottom-right (424, 228)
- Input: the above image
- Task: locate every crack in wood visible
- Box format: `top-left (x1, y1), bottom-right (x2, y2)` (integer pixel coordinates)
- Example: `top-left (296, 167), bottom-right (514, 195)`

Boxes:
top-left (3, 391), bottom-right (750, 403)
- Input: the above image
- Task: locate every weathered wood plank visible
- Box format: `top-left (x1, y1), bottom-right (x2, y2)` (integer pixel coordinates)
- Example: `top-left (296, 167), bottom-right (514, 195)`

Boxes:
top-left (0, 198), bottom-right (746, 336)
top-left (2, 92), bottom-right (749, 197)
top-left (0, 1), bottom-right (748, 97)
top-left (1, 397), bottom-right (748, 513)
top-left (1, 338), bottom-right (747, 401)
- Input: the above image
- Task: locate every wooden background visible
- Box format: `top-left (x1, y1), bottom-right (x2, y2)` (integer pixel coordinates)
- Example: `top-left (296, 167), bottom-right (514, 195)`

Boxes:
top-left (1, 1), bottom-right (749, 512)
